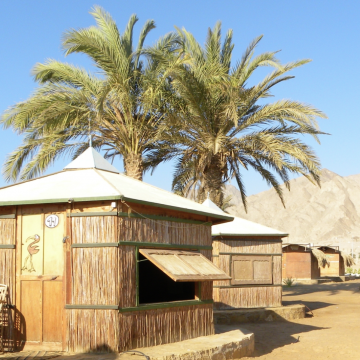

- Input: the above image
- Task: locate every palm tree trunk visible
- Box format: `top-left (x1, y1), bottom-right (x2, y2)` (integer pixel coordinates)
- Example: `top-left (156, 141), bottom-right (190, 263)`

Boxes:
top-left (124, 153), bottom-right (143, 181)
top-left (199, 155), bottom-right (224, 207)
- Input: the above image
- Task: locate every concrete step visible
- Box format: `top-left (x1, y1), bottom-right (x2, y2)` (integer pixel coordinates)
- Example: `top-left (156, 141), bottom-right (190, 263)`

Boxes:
top-left (295, 278), bottom-right (333, 284)
top-left (124, 329), bottom-right (254, 360)
top-left (214, 304), bottom-right (306, 325)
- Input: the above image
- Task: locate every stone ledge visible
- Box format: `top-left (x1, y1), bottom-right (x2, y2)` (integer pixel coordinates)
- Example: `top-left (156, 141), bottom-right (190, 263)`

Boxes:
top-left (214, 304), bottom-right (305, 325)
top-left (125, 329), bottom-right (254, 360)
top-left (294, 278), bottom-right (333, 284)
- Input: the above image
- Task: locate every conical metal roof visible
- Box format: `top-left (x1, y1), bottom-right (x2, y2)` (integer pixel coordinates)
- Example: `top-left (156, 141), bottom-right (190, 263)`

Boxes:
top-left (202, 199), bottom-right (287, 237)
top-left (0, 149), bottom-right (233, 224)
top-left (202, 198), bottom-right (223, 212)
top-left (64, 147), bottom-right (119, 173)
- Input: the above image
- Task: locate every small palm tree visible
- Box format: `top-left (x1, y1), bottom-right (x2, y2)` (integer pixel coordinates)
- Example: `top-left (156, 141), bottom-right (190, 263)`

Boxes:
top-left (1, 7), bottom-right (177, 182)
top-left (150, 23), bottom-right (327, 210)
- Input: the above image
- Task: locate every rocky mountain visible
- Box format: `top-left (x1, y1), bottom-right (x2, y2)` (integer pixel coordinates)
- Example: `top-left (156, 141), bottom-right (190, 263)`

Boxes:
top-left (225, 169), bottom-right (360, 257)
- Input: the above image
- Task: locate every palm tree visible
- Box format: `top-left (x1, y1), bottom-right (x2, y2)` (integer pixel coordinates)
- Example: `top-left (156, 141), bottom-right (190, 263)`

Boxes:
top-left (149, 23), bottom-right (327, 210)
top-left (1, 7), bottom-right (177, 182)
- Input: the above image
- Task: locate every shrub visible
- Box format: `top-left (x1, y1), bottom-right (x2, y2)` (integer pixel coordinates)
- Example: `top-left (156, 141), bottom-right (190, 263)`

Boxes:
top-left (346, 267), bottom-right (353, 274)
top-left (283, 278), bottom-right (295, 287)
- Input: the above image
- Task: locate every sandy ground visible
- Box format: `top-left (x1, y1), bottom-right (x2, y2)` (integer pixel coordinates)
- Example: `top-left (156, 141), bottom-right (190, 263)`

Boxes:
top-left (2, 280), bottom-right (360, 359)
top-left (217, 279), bottom-right (360, 360)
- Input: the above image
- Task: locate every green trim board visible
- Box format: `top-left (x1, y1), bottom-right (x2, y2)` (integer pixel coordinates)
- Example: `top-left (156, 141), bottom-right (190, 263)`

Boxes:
top-left (118, 211), bottom-right (211, 225)
top-left (0, 244), bottom-right (15, 249)
top-left (72, 243), bottom-right (119, 248)
top-left (69, 211), bottom-right (118, 217)
top-left (65, 304), bottom-right (119, 310)
top-left (0, 214), bottom-right (16, 219)
top-left (119, 299), bottom-right (213, 313)
top-left (71, 241), bottom-right (212, 250)
top-left (118, 241), bottom-right (212, 250)
top-left (213, 235), bottom-right (287, 239)
top-left (213, 284), bottom-right (282, 288)
top-left (69, 210), bottom-right (213, 224)
top-left (219, 252), bottom-right (282, 256)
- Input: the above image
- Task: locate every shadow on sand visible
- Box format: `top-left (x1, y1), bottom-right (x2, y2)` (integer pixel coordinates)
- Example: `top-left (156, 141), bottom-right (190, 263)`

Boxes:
top-left (283, 280), bottom-right (360, 297)
top-left (282, 300), bottom-right (335, 312)
top-left (0, 346), bottom-right (150, 360)
top-left (216, 320), bottom-right (327, 358)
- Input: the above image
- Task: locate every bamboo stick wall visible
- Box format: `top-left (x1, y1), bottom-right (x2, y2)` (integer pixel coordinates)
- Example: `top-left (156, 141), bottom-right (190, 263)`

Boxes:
top-left (66, 211), bottom-right (214, 353)
top-left (0, 218), bottom-right (15, 350)
top-left (213, 237), bottom-right (283, 309)
top-left (118, 217), bottom-right (210, 246)
top-left (213, 286), bottom-right (282, 309)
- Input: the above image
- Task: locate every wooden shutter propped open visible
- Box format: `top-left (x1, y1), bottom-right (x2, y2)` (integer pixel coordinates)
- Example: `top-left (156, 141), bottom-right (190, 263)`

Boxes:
top-left (231, 255), bottom-right (272, 285)
top-left (139, 249), bottom-right (231, 282)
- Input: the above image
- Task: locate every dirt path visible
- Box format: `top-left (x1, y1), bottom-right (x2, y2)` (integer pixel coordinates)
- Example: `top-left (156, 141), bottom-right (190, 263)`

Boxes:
top-left (219, 280), bottom-right (360, 359)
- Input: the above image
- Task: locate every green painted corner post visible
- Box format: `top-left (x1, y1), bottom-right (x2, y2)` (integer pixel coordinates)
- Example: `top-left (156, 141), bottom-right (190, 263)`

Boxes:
top-left (136, 246), bottom-right (139, 307)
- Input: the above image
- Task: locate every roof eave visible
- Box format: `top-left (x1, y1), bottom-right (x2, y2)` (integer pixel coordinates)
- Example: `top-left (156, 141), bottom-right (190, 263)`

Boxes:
top-left (212, 233), bottom-right (288, 237)
top-left (0, 195), bottom-right (123, 207)
top-left (0, 194), bottom-right (235, 222)
top-left (122, 196), bottom-right (234, 223)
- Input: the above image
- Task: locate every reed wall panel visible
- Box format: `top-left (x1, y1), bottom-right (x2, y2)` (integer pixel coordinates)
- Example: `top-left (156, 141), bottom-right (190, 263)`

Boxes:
top-left (66, 305), bottom-right (213, 353)
top-left (66, 309), bottom-right (120, 352)
top-left (71, 216), bottom-right (117, 244)
top-left (212, 238), bottom-right (283, 309)
top-left (0, 219), bottom-right (16, 348)
top-left (118, 304), bottom-right (214, 351)
top-left (72, 248), bottom-right (118, 305)
top-left (67, 212), bottom-right (215, 352)
top-left (213, 253), bottom-right (231, 287)
top-left (273, 255), bottom-right (282, 284)
top-left (118, 246), bottom-right (136, 308)
top-left (214, 238), bottom-right (282, 254)
top-left (200, 282), bottom-right (213, 300)
top-left (119, 218), bottom-right (211, 247)
top-left (214, 286), bottom-right (282, 309)
top-left (122, 202), bottom-right (210, 223)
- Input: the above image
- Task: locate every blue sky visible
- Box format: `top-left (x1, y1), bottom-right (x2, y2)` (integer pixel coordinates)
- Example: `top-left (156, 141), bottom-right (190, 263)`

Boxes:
top-left (1, 1), bottom-right (359, 197)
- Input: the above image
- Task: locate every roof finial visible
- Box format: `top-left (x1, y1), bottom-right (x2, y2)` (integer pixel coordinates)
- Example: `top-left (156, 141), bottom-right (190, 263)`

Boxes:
top-left (89, 118), bottom-right (92, 147)
top-left (207, 192), bottom-right (210, 199)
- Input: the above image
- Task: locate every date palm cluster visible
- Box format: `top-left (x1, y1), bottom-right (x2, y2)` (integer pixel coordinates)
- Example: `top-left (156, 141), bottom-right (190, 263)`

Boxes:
top-left (1, 7), bottom-right (327, 210)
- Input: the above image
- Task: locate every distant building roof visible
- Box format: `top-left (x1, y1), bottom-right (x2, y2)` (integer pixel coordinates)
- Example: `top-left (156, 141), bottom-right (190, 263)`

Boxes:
top-left (0, 148), bottom-right (233, 223)
top-left (202, 199), bottom-right (288, 237)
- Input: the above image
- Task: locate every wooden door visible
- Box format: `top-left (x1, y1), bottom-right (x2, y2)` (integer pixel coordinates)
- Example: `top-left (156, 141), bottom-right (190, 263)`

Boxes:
top-left (16, 210), bottom-right (65, 351)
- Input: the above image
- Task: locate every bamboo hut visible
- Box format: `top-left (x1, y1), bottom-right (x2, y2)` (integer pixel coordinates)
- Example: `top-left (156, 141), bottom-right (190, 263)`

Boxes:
top-left (282, 244), bottom-right (322, 280)
top-left (316, 246), bottom-right (346, 277)
top-left (202, 199), bottom-right (287, 310)
top-left (0, 148), bottom-right (232, 353)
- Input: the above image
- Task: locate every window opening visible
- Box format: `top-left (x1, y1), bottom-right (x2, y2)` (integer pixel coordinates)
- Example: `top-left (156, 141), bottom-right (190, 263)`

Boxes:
top-left (138, 253), bottom-right (196, 304)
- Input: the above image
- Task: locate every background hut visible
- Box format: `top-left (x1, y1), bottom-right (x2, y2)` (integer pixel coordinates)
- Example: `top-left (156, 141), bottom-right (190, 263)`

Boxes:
top-left (282, 244), bottom-right (321, 280)
top-left (315, 246), bottom-right (345, 277)
top-left (202, 199), bottom-right (287, 310)
top-left (0, 148), bottom-right (232, 353)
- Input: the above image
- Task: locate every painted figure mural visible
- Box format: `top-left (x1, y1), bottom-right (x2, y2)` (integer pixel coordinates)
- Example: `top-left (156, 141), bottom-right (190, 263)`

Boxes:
top-left (22, 234), bottom-right (40, 272)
